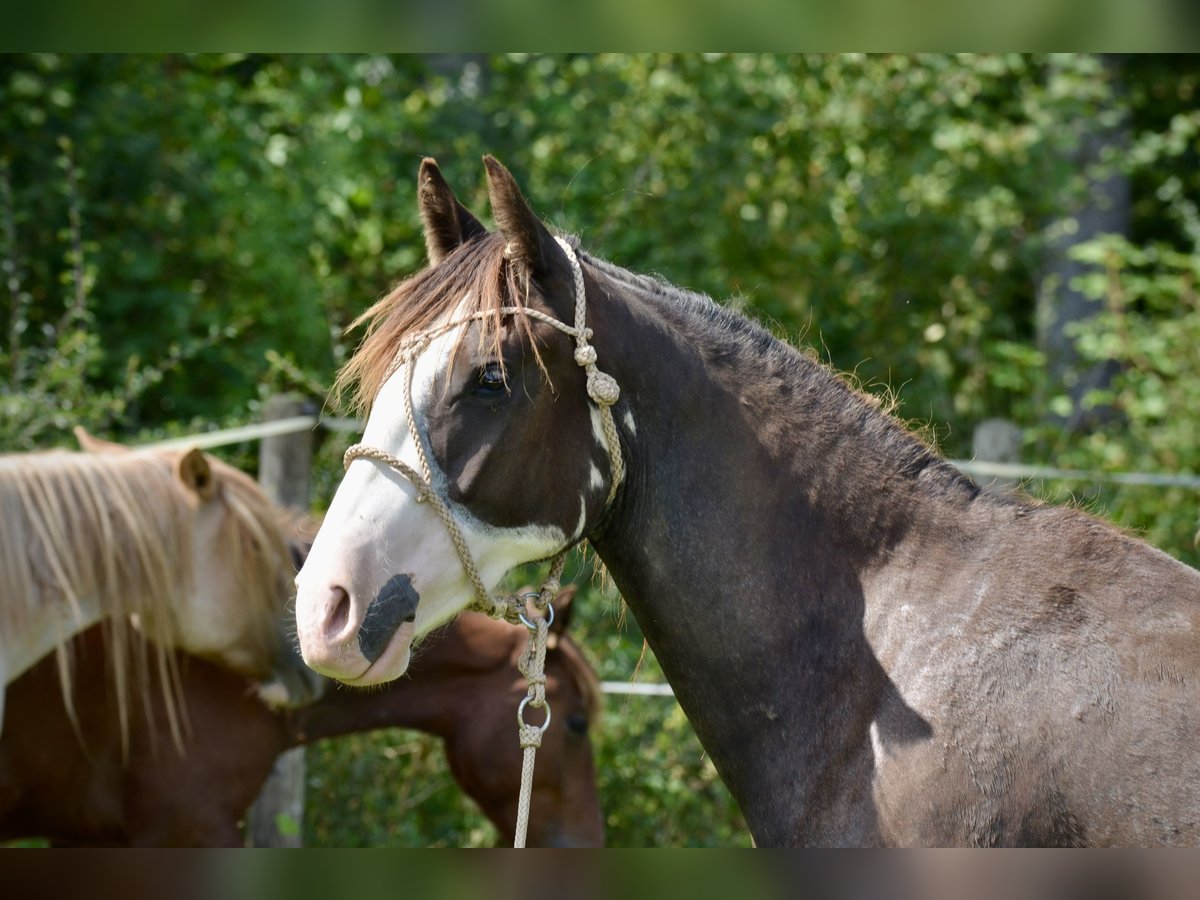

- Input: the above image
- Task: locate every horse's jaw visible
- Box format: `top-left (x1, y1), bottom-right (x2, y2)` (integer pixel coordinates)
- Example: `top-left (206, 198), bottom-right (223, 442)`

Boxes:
top-left (293, 366), bottom-right (567, 686)
top-left (294, 479), bottom-right (567, 685)
top-left (292, 466), bottom-right (450, 684)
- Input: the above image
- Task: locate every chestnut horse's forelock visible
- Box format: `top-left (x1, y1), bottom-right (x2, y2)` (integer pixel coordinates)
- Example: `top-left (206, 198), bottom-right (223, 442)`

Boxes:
top-left (548, 626), bottom-right (603, 723)
top-left (0, 449), bottom-right (293, 752)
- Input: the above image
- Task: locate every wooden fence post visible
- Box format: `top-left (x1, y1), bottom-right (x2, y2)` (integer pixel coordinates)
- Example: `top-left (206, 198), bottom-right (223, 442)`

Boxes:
top-left (247, 393), bottom-right (316, 848)
top-left (973, 418), bottom-right (1023, 489)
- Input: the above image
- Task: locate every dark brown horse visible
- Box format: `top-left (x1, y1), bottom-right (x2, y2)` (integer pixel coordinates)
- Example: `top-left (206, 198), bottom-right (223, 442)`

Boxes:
top-left (295, 156), bottom-right (1200, 846)
top-left (0, 589), bottom-right (603, 847)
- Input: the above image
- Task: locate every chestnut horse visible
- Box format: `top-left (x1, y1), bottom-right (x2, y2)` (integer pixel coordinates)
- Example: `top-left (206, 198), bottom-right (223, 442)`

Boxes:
top-left (296, 156), bottom-right (1200, 846)
top-left (0, 431), bottom-right (318, 740)
top-left (0, 590), bottom-right (602, 847)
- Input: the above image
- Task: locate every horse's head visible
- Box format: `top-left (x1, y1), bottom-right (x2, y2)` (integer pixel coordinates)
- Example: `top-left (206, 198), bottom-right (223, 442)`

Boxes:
top-left (74, 428), bottom-right (324, 707)
top-left (296, 157), bottom-right (623, 684)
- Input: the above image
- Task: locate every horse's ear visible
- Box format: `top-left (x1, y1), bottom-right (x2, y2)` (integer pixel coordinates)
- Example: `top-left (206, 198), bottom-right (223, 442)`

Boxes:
top-left (176, 448), bottom-right (217, 502)
top-left (418, 157), bottom-right (487, 265)
top-left (483, 155), bottom-right (566, 278)
top-left (550, 584), bottom-right (578, 636)
top-left (73, 426), bottom-right (129, 454)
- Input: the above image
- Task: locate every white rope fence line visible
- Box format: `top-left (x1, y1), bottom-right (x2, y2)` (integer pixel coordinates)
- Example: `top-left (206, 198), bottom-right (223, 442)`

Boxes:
top-left (601, 681), bottom-right (676, 697)
top-left (948, 458), bottom-right (1200, 490)
top-left (135, 413), bottom-right (1200, 490)
top-left (136, 414), bottom-right (362, 451)
top-left (131, 411), bottom-right (1200, 704)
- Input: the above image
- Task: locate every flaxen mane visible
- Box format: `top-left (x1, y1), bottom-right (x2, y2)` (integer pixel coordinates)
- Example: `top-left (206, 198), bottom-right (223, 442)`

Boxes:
top-left (0, 448), bottom-right (292, 751)
top-left (203, 455), bottom-right (298, 667)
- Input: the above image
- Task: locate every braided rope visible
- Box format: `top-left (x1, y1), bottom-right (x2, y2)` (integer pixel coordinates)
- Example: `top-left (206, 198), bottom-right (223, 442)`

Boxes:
top-left (342, 237), bottom-right (619, 848)
top-left (341, 443), bottom-right (498, 609)
top-left (512, 607), bottom-right (551, 848)
top-left (556, 237), bottom-right (625, 506)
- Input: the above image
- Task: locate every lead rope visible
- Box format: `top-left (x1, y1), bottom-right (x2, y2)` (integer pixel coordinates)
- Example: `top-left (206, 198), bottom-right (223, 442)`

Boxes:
top-left (343, 237), bottom-right (620, 848)
top-left (513, 591), bottom-right (553, 848)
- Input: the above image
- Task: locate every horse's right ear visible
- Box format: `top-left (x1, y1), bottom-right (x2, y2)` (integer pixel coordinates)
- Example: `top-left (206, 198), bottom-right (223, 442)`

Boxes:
top-left (74, 426), bottom-right (130, 454)
top-left (175, 448), bottom-right (217, 502)
top-left (418, 157), bottom-right (487, 265)
top-left (483, 155), bottom-right (567, 279)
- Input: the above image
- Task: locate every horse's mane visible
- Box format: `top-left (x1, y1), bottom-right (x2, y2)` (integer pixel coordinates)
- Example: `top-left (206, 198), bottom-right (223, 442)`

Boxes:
top-left (0, 448), bottom-right (292, 752)
top-left (202, 453), bottom-right (297, 668)
top-left (551, 629), bottom-right (603, 724)
top-left (335, 233), bottom-right (543, 416)
top-left (581, 250), bottom-right (984, 505)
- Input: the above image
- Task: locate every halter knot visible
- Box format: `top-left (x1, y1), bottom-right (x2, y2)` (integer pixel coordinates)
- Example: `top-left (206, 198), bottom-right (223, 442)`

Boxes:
top-left (538, 578), bottom-right (560, 606)
top-left (587, 370), bottom-right (621, 407)
top-left (574, 346), bottom-right (597, 367)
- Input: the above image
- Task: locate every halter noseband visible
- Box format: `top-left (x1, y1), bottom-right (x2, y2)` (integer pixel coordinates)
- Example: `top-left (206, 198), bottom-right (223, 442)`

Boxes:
top-left (341, 237), bottom-right (624, 625)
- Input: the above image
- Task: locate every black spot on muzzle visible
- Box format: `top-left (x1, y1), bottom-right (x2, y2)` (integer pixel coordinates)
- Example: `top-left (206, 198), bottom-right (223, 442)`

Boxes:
top-left (358, 573), bottom-right (420, 663)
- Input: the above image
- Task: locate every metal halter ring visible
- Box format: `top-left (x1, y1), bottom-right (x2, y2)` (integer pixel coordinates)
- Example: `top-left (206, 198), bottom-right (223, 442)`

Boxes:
top-left (518, 596), bottom-right (555, 632)
top-left (518, 695), bottom-right (552, 734)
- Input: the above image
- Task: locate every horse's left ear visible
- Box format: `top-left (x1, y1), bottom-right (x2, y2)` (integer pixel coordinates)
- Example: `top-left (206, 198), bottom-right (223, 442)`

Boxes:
top-left (419, 157), bottom-right (488, 265)
top-left (73, 426), bottom-right (129, 454)
top-left (483, 155), bottom-right (568, 280)
top-left (550, 584), bottom-right (578, 636)
top-left (176, 448), bottom-right (217, 502)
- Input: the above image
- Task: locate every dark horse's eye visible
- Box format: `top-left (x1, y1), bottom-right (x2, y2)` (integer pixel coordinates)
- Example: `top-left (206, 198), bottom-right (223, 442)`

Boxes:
top-left (565, 712), bottom-right (589, 736)
top-left (472, 363), bottom-right (507, 398)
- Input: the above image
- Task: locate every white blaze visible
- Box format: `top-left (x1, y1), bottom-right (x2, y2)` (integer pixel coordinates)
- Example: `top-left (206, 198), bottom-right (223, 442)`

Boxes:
top-left (296, 309), bottom-right (567, 680)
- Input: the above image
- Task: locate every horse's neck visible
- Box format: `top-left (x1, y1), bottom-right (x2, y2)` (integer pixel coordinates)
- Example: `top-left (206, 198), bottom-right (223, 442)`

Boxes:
top-left (588, 278), bottom-right (974, 843)
top-left (592, 282), bottom-right (967, 580)
top-left (285, 634), bottom-right (511, 745)
top-left (2, 594), bottom-right (105, 688)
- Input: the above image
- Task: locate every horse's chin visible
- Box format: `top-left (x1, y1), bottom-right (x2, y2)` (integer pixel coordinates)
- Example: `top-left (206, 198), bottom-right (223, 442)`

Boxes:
top-left (335, 622), bottom-right (415, 687)
top-left (254, 661), bottom-right (328, 709)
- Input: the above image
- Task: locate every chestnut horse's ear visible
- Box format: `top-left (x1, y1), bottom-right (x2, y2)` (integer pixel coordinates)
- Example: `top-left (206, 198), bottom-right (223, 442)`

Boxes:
top-left (73, 426), bottom-right (129, 454)
top-left (175, 448), bottom-right (217, 502)
top-left (550, 584), bottom-right (578, 636)
top-left (483, 155), bottom-right (567, 278)
top-left (418, 157), bottom-right (487, 265)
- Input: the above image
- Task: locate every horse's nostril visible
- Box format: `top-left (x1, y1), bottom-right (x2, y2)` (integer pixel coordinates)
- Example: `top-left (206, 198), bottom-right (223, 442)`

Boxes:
top-left (327, 586), bottom-right (351, 638)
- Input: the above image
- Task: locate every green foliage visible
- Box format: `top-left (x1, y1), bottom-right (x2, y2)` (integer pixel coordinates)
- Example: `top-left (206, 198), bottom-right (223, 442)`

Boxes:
top-left (1024, 58), bottom-right (1200, 568)
top-left (0, 139), bottom-right (204, 450)
top-left (0, 53), bottom-right (1118, 450)
top-left (1032, 236), bottom-right (1200, 568)
top-left (305, 729), bottom-right (500, 848)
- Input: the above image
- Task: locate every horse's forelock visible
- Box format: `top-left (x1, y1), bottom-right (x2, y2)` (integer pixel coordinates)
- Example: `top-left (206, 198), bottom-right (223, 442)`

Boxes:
top-left (334, 233), bottom-right (547, 415)
top-left (553, 632), bottom-right (603, 724)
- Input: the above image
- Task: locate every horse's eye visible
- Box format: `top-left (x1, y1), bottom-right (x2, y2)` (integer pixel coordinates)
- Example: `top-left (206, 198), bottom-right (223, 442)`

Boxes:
top-left (472, 363), bottom-right (507, 397)
top-left (565, 713), bottom-right (589, 736)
